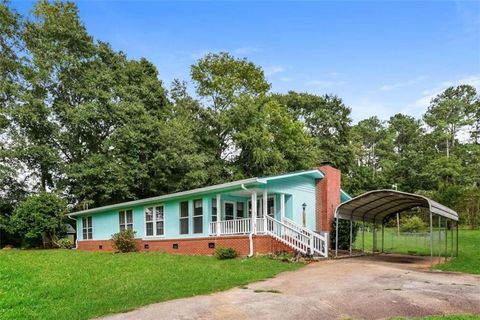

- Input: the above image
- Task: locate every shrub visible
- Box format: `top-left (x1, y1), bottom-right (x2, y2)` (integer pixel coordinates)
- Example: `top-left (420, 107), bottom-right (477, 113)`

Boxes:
top-left (331, 218), bottom-right (359, 250)
top-left (9, 192), bottom-right (68, 248)
top-left (57, 238), bottom-right (74, 249)
top-left (214, 247), bottom-right (238, 259)
top-left (400, 216), bottom-right (427, 233)
top-left (111, 229), bottom-right (138, 253)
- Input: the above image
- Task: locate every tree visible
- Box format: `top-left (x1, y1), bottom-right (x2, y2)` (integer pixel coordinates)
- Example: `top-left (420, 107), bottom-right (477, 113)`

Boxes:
top-left (9, 192), bottom-right (67, 247)
top-left (190, 52), bottom-right (271, 171)
top-left (424, 85), bottom-right (478, 157)
top-left (229, 95), bottom-right (317, 177)
top-left (274, 92), bottom-right (353, 171)
top-left (191, 52), bottom-right (270, 112)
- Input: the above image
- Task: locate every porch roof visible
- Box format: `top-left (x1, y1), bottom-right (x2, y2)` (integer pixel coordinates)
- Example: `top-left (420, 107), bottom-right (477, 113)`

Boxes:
top-left (69, 169), bottom-right (325, 217)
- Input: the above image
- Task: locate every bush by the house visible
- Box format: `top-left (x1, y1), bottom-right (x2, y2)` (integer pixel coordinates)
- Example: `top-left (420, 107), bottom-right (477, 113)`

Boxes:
top-left (400, 216), bottom-right (427, 233)
top-left (57, 238), bottom-right (74, 249)
top-left (331, 218), bottom-right (359, 250)
top-left (214, 247), bottom-right (238, 259)
top-left (111, 229), bottom-right (138, 253)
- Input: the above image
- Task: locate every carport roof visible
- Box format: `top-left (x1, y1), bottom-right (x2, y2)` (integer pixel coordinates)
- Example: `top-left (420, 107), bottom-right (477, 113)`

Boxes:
top-left (336, 189), bottom-right (458, 223)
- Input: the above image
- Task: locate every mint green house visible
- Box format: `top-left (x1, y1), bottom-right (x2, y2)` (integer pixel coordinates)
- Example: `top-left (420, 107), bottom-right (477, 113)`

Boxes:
top-left (69, 165), bottom-right (350, 256)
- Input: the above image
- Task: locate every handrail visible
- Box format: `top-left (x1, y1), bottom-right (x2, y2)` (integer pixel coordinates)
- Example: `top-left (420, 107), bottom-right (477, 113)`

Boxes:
top-left (208, 216), bottom-right (328, 257)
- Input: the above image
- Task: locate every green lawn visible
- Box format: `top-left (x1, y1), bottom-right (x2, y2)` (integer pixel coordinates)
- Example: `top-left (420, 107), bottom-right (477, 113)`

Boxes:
top-left (0, 250), bottom-right (302, 320)
top-left (354, 228), bottom-right (480, 274)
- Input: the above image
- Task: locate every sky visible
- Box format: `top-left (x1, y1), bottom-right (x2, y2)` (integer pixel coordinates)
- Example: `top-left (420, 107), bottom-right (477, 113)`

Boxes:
top-left (12, 0), bottom-right (480, 122)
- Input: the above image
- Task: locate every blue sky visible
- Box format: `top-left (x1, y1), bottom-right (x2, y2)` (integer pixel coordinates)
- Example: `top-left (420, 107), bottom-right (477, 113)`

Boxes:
top-left (12, 0), bottom-right (480, 122)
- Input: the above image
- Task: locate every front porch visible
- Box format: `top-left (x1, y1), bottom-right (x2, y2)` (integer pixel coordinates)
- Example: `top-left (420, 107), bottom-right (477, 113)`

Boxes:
top-left (207, 188), bottom-right (292, 237)
top-left (206, 188), bottom-right (328, 257)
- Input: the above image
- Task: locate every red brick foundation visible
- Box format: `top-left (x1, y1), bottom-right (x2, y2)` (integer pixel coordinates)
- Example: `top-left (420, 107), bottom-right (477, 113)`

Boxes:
top-left (77, 235), bottom-right (293, 256)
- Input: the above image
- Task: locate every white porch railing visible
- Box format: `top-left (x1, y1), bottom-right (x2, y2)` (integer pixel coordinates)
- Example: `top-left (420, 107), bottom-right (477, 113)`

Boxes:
top-left (208, 216), bottom-right (328, 257)
top-left (209, 218), bottom-right (251, 235)
top-left (283, 217), bottom-right (329, 257)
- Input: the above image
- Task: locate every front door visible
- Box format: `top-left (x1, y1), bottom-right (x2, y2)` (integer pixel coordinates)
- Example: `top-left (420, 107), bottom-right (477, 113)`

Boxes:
top-left (224, 202), bottom-right (235, 220)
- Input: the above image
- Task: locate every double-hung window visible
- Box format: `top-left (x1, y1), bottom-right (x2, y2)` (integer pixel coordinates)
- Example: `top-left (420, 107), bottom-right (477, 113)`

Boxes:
top-left (145, 206), bottom-right (164, 237)
top-left (119, 210), bottom-right (133, 231)
top-left (179, 201), bottom-right (189, 234)
top-left (211, 199), bottom-right (217, 222)
top-left (236, 202), bottom-right (244, 218)
top-left (193, 199), bottom-right (203, 234)
top-left (82, 216), bottom-right (93, 240)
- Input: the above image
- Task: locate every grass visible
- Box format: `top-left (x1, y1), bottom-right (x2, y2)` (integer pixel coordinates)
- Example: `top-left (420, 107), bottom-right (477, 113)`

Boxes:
top-left (353, 228), bottom-right (480, 274)
top-left (0, 250), bottom-right (303, 320)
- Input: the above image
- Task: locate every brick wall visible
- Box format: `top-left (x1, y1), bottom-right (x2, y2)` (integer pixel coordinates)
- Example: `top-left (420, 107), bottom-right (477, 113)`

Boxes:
top-left (315, 164), bottom-right (341, 233)
top-left (77, 235), bottom-right (293, 256)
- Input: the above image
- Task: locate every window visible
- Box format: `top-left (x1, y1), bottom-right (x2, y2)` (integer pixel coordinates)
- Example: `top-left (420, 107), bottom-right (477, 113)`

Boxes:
top-left (179, 201), bottom-right (189, 234)
top-left (82, 216), bottom-right (92, 240)
top-left (119, 210), bottom-right (133, 231)
top-left (267, 197), bottom-right (275, 217)
top-left (236, 202), bottom-right (244, 218)
top-left (211, 199), bottom-right (217, 222)
top-left (193, 199), bottom-right (203, 234)
top-left (224, 202), bottom-right (234, 220)
top-left (248, 199), bottom-right (262, 218)
top-left (145, 206), bottom-right (164, 237)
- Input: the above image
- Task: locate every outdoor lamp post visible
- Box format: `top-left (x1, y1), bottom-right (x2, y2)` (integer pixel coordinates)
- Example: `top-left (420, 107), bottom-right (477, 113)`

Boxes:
top-left (302, 203), bottom-right (307, 227)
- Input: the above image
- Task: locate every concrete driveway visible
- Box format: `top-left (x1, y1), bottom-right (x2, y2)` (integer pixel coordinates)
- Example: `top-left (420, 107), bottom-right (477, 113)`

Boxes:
top-left (99, 255), bottom-right (480, 320)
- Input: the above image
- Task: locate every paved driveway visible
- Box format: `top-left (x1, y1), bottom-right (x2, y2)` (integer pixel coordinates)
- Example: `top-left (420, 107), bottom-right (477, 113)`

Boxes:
top-left (100, 255), bottom-right (480, 320)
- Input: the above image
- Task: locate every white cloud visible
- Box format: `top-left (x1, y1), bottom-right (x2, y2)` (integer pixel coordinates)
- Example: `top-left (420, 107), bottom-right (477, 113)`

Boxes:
top-left (329, 72), bottom-right (341, 77)
top-left (306, 79), bottom-right (346, 88)
top-left (233, 46), bottom-right (261, 55)
top-left (349, 100), bottom-right (392, 123)
top-left (413, 74), bottom-right (480, 108)
top-left (380, 75), bottom-right (428, 91)
top-left (265, 66), bottom-right (286, 76)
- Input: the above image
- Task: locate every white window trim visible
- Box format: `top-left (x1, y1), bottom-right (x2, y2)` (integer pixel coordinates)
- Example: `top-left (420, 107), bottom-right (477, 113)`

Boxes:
top-left (144, 204), bottom-right (165, 238)
top-left (179, 201), bottom-right (189, 235)
top-left (192, 199), bottom-right (203, 234)
top-left (82, 216), bottom-right (93, 240)
top-left (223, 201), bottom-right (236, 220)
top-left (119, 209), bottom-right (134, 232)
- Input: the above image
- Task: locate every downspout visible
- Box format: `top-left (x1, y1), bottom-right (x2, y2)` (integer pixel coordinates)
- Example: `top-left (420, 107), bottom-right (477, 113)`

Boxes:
top-left (67, 215), bottom-right (78, 249)
top-left (241, 184), bottom-right (255, 257)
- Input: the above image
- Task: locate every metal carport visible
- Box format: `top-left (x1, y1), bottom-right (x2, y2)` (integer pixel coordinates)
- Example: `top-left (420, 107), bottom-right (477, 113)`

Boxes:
top-left (334, 189), bottom-right (459, 266)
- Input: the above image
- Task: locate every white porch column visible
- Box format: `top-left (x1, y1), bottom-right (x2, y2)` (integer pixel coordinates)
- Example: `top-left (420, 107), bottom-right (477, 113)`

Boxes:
top-left (262, 189), bottom-right (268, 233)
top-left (280, 193), bottom-right (285, 222)
top-left (251, 192), bottom-right (257, 234)
top-left (216, 194), bottom-right (221, 236)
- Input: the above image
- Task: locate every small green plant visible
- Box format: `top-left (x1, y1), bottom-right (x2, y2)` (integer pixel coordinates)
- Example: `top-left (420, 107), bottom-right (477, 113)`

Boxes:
top-left (214, 247), bottom-right (238, 259)
top-left (272, 251), bottom-right (296, 262)
top-left (111, 229), bottom-right (138, 253)
top-left (57, 238), bottom-right (74, 249)
top-left (400, 216), bottom-right (427, 233)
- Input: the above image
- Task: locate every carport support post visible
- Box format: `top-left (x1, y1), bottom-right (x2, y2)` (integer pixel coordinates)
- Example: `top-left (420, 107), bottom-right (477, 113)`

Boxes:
top-left (381, 223), bottom-right (385, 253)
top-left (445, 219), bottom-right (448, 262)
top-left (451, 220), bottom-right (454, 259)
top-left (438, 216), bottom-right (441, 263)
top-left (335, 215), bottom-right (339, 257)
top-left (349, 214), bottom-right (353, 256)
top-left (362, 218), bottom-right (365, 253)
top-left (429, 210), bottom-right (433, 267)
top-left (456, 222), bottom-right (459, 257)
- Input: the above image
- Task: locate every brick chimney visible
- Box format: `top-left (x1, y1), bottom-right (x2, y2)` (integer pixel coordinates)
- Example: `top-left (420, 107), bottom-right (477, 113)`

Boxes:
top-left (315, 164), bottom-right (341, 233)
